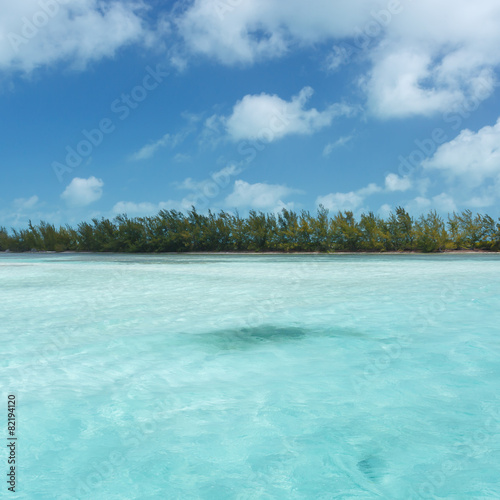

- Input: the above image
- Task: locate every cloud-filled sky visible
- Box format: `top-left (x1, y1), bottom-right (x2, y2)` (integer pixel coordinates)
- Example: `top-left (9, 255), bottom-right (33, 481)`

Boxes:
top-left (1, 0), bottom-right (500, 228)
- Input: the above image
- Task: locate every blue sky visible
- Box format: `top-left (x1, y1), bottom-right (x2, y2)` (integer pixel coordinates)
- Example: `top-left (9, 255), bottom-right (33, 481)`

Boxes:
top-left (1, 0), bottom-right (500, 228)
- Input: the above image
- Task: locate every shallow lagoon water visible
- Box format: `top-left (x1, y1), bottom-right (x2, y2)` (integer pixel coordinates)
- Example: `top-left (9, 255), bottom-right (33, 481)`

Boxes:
top-left (1, 253), bottom-right (500, 499)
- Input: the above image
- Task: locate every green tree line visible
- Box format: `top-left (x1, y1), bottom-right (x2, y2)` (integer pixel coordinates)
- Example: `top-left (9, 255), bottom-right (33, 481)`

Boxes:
top-left (1, 207), bottom-right (499, 253)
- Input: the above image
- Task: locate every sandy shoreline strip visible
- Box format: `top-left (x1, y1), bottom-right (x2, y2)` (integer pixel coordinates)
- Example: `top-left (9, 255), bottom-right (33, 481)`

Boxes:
top-left (2, 250), bottom-right (498, 255)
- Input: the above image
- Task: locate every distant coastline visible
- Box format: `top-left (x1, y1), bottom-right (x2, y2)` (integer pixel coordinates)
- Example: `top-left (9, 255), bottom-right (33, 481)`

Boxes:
top-left (2, 249), bottom-right (498, 256)
top-left (1, 207), bottom-right (499, 254)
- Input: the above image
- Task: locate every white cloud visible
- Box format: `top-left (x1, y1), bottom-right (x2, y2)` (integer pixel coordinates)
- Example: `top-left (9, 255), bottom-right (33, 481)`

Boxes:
top-left (112, 200), bottom-right (185, 217)
top-left (423, 117), bottom-right (500, 187)
top-left (176, 164), bottom-right (243, 191)
top-left (357, 183), bottom-right (381, 197)
top-left (323, 135), bottom-right (353, 157)
top-left (0, 198), bottom-right (62, 230)
top-left (224, 87), bottom-right (352, 142)
top-left (130, 133), bottom-right (177, 161)
top-left (315, 174), bottom-right (414, 216)
top-left (363, 0), bottom-right (500, 118)
top-left (465, 194), bottom-right (496, 208)
top-left (175, 0), bottom-right (377, 65)
top-left (316, 182), bottom-right (381, 213)
top-left (385, 173), bottom-right (411, 192)
top-left (61, 176), bottom-right (103, 207)
top-left (13, 195), bottom-right (39, 210)
top-left (325, 45), bottom-right (352, 72)
top-left (225, 180), bottom-right (299, 210)
top-left (365, 50), bottom-right (466, 119)
top-left (174, 0), bottom-right (500, 118)
top-left (112, 201), bottom-right (158, 216)
top-left (130, 122), bottom-right (196, 161)
top-left (199, 114), bottom-right (225, 148)
top-left (0, 0), bottom-right (149, 74)
top-left (378, 203), bottom-right (392, 218)
top-left (432, 193), bottom-right (458, 212)
top-left (316, 191), bottom-right (363, 213)
top-left (1, 195), bottom-right (42, 228)
top-left (113, 165), bottom-right (245, 215)
top-left (5, 2), bottom-right (498, 120)
top-left (406, 193), bottom-right (457, 214)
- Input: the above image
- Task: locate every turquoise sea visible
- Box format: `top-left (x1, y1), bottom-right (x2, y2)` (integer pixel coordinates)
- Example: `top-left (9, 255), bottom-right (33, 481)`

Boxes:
top-left (1, 253), bottom-right (500, 499)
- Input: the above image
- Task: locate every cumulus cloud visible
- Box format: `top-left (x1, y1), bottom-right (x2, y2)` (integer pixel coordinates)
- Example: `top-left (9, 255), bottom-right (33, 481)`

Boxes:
top-left (0, 0), bottom-right (149, 73)
top-left (357, 0), bottom-right (500, 118)
top-left (316, 182), bottom-right (381, 213)
top-left (61, 177), bottom-right (103, 207)
top-left (423, 117), bottom-right (500, 187)
top-left (385, 173), bottom-right (411, 192)
top-left (316, 191), bottom-right (363, 213)
top-left (224, 87), bottom-right (352, 142)
top-left (365, 50), bottom-right (465, 118)
top-left (174, 0), bottom-right (500, 118)
top-left (365, 51), bottom-right (496, 119)
top-left (174, 0), bottom-right (377, 65)
top-left (225, 180), bottom-right (299, 211)
top-left (4, 1), bottom-right (497, 120)
top-left (5, 1), bottom-right (497, 120)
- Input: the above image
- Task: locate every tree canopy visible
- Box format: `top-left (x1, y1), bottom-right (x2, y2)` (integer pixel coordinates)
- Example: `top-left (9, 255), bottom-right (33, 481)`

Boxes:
top-left (1, 207), bottom-right (499, 253)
